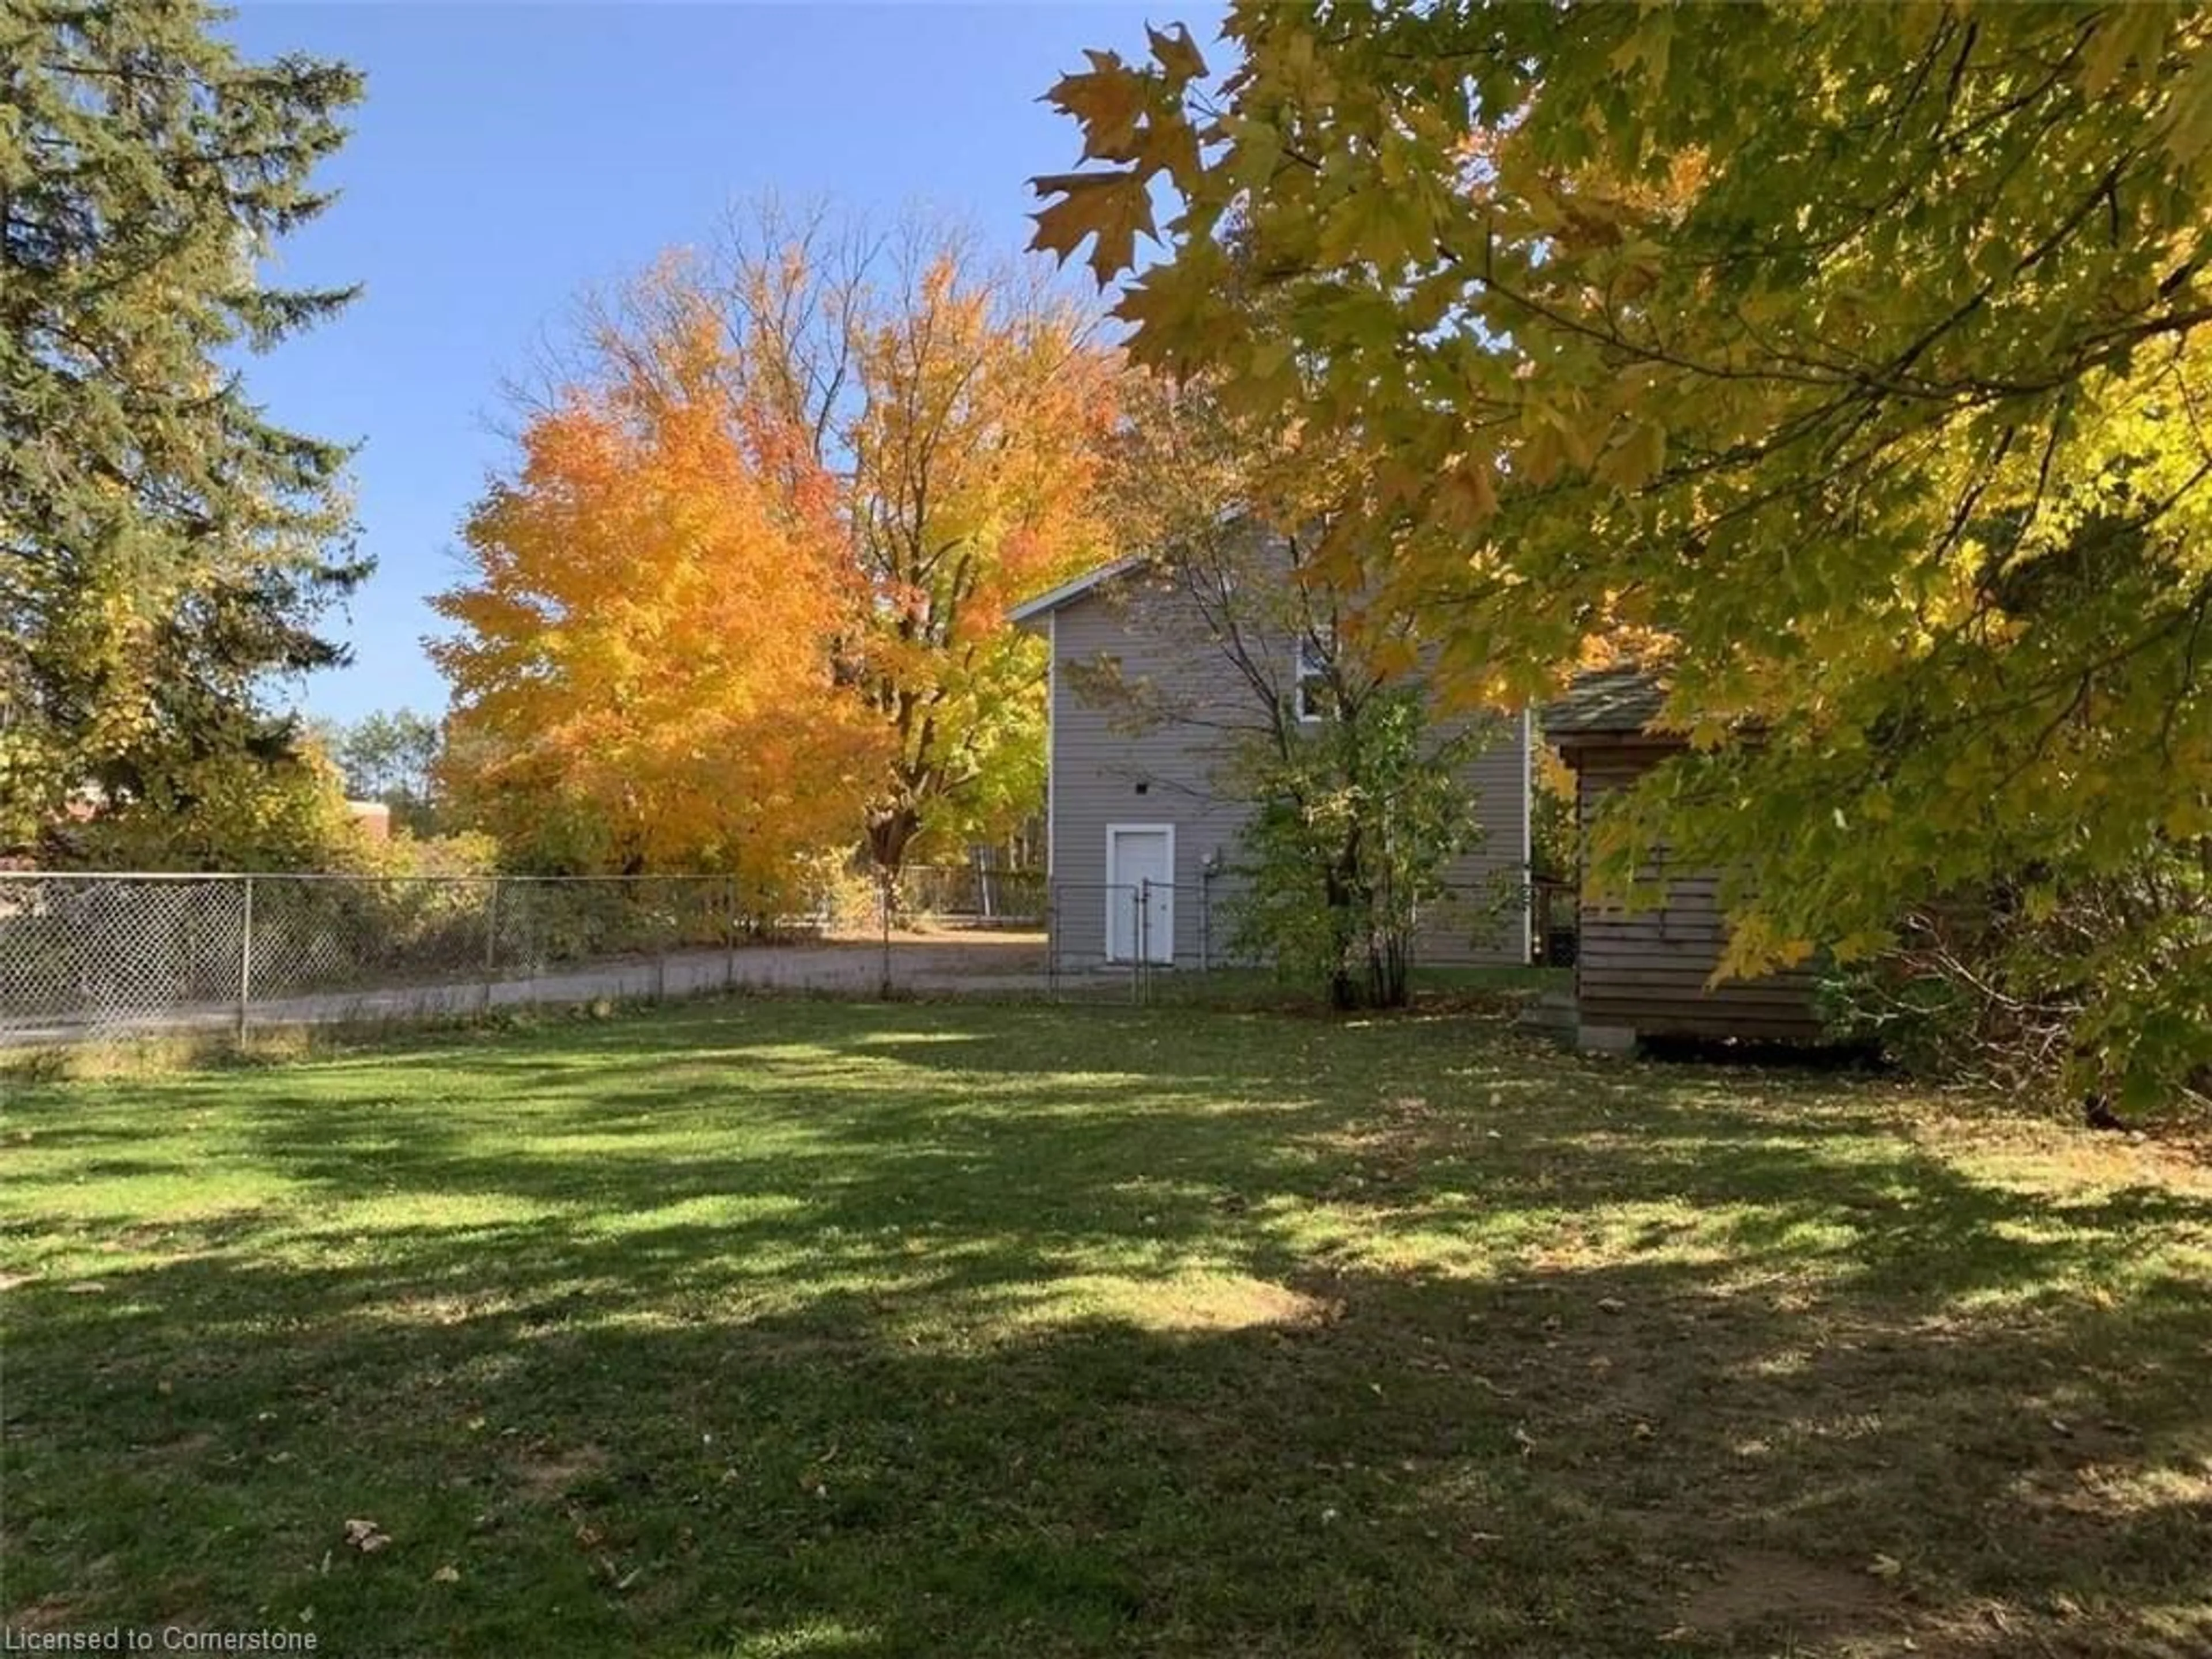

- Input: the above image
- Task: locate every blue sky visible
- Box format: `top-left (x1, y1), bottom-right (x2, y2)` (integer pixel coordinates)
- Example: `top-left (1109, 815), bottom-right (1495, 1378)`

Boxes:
top-left (222, 2), bottom-right (1210, 725)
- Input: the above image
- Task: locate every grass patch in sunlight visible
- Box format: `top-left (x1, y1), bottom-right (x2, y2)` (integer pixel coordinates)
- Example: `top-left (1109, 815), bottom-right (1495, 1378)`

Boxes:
top-left (3, 998), bottom-right (2208, 1657)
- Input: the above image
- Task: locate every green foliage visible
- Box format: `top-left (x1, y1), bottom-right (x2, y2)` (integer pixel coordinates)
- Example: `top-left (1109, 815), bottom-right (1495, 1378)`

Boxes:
top-left (0, 1), bottom-right (366, 860)
top-left (64, 743), bottom-right (360, 873)
top-left (1819, 857), bottom-right (2212, 1113)
top-left (325, 709), bottom-right (444, 835)
top-left (1223, 687), bottom-right (1497, 1011)
top-left (1528, 746), bottom-right (1578, 885)
top-left (1815, 955), bottom-right (1983, 1084)
top-left (346, 825), bottom-right (501, 882)
top-left (1037, 2), bottom-right (2212, 1106)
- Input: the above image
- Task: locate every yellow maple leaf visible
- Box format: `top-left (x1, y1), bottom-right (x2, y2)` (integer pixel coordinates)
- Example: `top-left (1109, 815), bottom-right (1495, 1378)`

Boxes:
top-left (1043, 54), bottom-right (1147, 161)
top-left (1147, 23), bottom-right (1207, 84)
top-left (1030, 171), bottom-right (1156, 285)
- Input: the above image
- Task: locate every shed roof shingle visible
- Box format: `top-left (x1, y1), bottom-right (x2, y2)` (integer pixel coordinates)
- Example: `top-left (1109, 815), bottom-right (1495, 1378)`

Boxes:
top-left (1538, 667), bottom-right (1666, 737)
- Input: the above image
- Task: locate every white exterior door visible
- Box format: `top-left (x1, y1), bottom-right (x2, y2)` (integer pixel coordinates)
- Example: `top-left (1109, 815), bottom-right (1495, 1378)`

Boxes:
top-left (1106, 825), bottom-right (1175, 963)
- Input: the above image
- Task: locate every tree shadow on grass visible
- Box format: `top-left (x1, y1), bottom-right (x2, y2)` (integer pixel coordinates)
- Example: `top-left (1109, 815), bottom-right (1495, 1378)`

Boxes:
top-left (5, 1237), bottom-right (2207, 1658)
top-left (216, 1006), bottom-right (2209, 1317)
top-left (5, 1002), bottom-right (2209, 1656)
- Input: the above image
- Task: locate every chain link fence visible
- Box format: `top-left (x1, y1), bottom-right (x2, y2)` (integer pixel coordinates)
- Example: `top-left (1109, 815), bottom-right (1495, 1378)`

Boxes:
top-left (1, 865), bottom-right (1567, 1046)
top-left (891, 863), bottom-right (1045, 925)
top-left (1039, 873), bottom-right (1565, 997)
top-left (0, 869), bottom-right (1052, 1045)
top-left (5, 875), bottom-right (627, 1043)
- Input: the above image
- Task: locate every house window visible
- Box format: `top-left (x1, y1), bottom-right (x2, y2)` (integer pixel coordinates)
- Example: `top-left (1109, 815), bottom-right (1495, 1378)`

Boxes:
top-left (1295, 635), bottom-right (1332, 723)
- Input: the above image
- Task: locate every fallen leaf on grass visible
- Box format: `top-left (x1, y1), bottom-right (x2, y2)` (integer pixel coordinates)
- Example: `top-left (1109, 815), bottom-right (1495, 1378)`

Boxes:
top-left (342, 1519), bottom-right (391, 1554)
top-left (1868, 1553), bottom-right (1903, 1579)
top-left (430, 1565), bottom-right (459, 1584)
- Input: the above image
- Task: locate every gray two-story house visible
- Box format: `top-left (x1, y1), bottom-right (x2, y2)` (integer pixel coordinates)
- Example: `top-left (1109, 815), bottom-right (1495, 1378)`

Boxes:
top-left (1011, 555), bottom-right (1532, 971)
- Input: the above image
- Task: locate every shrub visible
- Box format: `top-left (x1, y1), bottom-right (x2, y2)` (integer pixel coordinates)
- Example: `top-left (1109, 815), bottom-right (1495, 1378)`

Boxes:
top-left (1221, 689), bottom-right (1502, 1010)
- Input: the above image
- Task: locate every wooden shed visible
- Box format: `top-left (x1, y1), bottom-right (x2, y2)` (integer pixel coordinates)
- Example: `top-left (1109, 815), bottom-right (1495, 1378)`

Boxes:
top-left (1542, 669), bottom-right (1824, 1049)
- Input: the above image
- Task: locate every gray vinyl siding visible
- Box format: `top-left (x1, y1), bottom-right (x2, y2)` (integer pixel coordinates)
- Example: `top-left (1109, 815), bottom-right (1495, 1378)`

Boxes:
top-left (1046, 578), bottom-right (1531, 971)
top-left (1416, 709), bottom-right (1532, 966)
top-left (1049, 581), bottom-right (1253, 968)
top-left (1566, 740), bottom-right (1823, 1039)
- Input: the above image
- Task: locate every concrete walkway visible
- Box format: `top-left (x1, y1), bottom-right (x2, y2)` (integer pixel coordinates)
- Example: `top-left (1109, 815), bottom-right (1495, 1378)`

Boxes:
top-left (1, 932), bottom-right (1108, 1047)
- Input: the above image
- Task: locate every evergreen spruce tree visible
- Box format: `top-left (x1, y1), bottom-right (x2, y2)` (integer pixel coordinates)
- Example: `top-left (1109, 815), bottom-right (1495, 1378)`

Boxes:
top-left (0, 0), bottom-right (366, 854)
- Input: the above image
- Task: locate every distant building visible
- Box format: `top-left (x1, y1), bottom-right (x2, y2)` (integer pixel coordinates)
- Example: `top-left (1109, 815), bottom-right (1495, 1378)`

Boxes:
top-left (346, 800), bottom-right (392, 842)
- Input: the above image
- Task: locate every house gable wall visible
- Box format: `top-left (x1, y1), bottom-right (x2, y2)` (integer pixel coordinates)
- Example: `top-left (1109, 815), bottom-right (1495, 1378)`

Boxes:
top-left (1047, 572), bottom-right (1531, 970)
top-left (1049, 576), bottom-right (1255, 967)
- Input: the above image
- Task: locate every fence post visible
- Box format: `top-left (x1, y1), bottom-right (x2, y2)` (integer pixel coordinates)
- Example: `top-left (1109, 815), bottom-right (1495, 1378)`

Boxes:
top-left (1134, 881), bottom-right (1147, 1005)
top-left (878, 871), bottom-right (893, 999)
top-left (483, 877), bottom-right (501, 1013)
top-left (236, 875), bottom-right (255, 1044)
top-left (1199, 874), bottom-right (1211, 975)
top-left (654, 879), bottom-right (669, 1002)
top-left (724, 873), bottom-right (737, 991)
top-left (1046, 880), bottom-right (1058, 999)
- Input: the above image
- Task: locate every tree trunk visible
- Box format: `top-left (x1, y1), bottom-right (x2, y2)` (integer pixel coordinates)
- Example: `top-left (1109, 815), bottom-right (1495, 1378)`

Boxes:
top-left (1369, 930), bottom-right (1411, 1009)
top-left (1323, 866), bottom-right (1359, 1010)
top-left (866, 806), bottom-right (922, 917)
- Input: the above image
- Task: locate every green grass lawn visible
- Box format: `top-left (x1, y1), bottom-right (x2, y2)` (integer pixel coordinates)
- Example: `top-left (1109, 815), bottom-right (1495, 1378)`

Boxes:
top-left (3, 1000), bottom-right (2209, 1658)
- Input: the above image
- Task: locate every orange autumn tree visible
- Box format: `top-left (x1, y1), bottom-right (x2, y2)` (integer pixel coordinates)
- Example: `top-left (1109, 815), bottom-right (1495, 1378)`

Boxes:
top-left (439, 206), bottom-right (1122, 887)
top-left (596, 205), bottom-right (1123, 880)
top-left (429, 306), bottom-right (885, 898)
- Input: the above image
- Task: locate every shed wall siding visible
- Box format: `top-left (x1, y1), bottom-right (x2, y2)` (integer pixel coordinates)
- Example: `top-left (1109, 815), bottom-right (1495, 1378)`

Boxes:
top-left (1048, 579), bottom-right (1529, 971)
top-left (1570, 742), bottom-right (1823, 1039)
